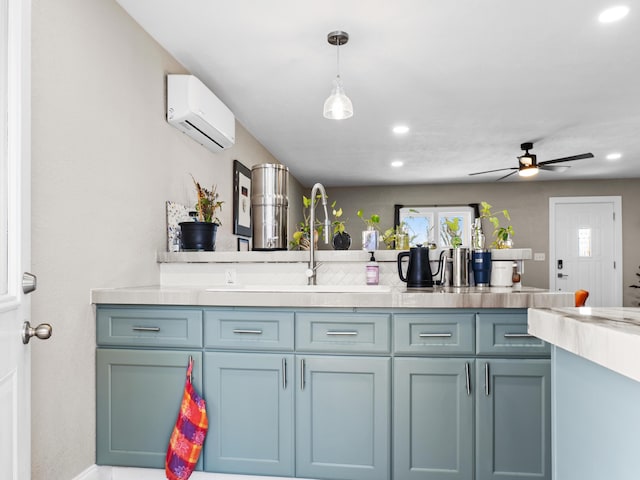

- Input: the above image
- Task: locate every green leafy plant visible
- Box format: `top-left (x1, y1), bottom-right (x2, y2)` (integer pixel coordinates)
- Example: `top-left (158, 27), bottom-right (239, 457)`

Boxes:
top-left (290, 194), bottom-right (329, 249)
top-left (356, 209), bottom-right (380, 228)
top-left (331, 201), bottom-right (347, 234)
top-left (480, 201), bottom-right (514, 248)
top-left (381, 222), bottom-right (414, 249)
top-left (191, 174), bottom-right (223, 224)
top-left (441, 217), bottom-right (462, 248)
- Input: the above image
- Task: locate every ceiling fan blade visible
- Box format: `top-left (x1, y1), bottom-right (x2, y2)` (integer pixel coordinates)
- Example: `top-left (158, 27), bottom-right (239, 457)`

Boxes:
top-left (469, 167), bottom-right (518, 176)
top-left (496, 170), bottom-right (518, 181)
top-left (539, 164), bottom-right (570, 172)
top-left (539, 153), bottom-right (594, 166)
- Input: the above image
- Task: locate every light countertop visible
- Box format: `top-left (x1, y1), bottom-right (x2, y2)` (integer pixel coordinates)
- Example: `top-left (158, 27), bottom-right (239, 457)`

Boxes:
top-left (528, 307), bottom-right (640, 382)
top-left (91, 284), bottom-right (572, 309)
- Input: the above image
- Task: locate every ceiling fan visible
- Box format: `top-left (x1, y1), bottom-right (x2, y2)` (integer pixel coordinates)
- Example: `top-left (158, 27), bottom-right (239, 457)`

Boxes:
top-left (469, 142), bottom-right (594, 181)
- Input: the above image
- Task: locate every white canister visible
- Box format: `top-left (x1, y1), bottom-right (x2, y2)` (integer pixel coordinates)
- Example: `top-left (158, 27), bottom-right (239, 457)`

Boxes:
top-left (490, 260), bottom-right (513, 287)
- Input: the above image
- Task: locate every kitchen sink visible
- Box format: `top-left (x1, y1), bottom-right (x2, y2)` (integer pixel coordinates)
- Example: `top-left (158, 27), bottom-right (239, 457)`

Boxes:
top-left (205, 284), bottom-right (392, 293)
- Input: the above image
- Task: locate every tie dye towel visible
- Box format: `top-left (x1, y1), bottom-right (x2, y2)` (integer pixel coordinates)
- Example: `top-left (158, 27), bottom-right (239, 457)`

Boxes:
top-left (165, 357), bottom-right (208, 480)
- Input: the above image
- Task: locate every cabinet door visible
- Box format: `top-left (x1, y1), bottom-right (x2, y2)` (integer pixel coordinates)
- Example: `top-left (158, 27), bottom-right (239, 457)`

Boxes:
top-left (203, 352), bottom-right (294, 476)
top-left (96, 349), bottom-right (203, 468)
top-left (393, 358), bottom-right (474, 480)
top-left (476, 359), bottom-right (551, 480)
top-left (296, 355), bottom-right (390, 480)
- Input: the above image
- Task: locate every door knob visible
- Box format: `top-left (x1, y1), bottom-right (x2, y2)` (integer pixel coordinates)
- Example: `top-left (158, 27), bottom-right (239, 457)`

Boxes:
top-left (22, 321), bottom-right (52, 344)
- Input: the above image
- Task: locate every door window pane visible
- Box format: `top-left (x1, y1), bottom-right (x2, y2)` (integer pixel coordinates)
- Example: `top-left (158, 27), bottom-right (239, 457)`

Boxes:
top-left (578, 228), bottom-right (592, 257)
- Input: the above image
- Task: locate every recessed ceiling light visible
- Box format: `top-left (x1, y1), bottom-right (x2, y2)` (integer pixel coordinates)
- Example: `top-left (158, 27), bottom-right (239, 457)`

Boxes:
top-left (606, 152), bottom-right (622, 160)
top-left (392, 125), bottom-right (409, 134)
top-left (598, 5), bottom-right (629, 23)
top-left (391, 160), bottom-right (404, 167)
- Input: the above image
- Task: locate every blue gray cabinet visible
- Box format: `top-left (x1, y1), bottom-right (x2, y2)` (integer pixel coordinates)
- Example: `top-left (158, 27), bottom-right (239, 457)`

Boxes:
top-left (296, 355), bottom-right (391, 480)
top-left (393, 309), bottom-right (550, 480)
top-left (95, 305), bottom-right (549, 480)
top-left (476, 359), bottom-right (551, 480)
top-left (393, 358), bottom-right (473, 480)
top-left (202, 352), bottom-right (294, 476)
top-left (96, 348), bottom-right (203, 469)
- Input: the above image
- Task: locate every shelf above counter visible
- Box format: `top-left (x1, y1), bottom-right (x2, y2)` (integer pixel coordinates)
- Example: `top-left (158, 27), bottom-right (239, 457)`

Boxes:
top-left (158, 248), bottom-right (533, 264)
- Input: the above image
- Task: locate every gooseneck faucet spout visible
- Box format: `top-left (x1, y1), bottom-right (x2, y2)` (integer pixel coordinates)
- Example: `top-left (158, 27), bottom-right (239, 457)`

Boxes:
top-left (306, 183), bottom-right (330, 285)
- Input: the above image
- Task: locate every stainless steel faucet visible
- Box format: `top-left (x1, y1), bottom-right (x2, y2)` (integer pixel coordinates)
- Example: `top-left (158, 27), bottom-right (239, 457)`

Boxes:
top-left (306, 183), bottom-right (331, 285)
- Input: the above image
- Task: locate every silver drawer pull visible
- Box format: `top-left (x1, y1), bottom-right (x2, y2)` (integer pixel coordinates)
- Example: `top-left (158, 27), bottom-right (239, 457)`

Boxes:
top-left (504, 333), bottom-right (534, 338)
top-left (326, 330), bottom-right (358, 336)
top-left (233, 329), bottom-right (264, 334)
top-left (419, 333), bottom-right (453, 338)
top-left (132, 326), bottom-right (161, 332)
top-left (465, 362), bottom-right (471, 397)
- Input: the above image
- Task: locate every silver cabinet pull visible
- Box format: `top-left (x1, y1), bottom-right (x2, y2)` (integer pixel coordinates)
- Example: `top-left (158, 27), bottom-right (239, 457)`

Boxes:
top-left (300, 359), bottom-right (306, 391)
top-left (233, 329), bottom-right (263, 334)
top-left (484, 362), bottom-right (490, 396)
top-left (326, 330), bottom-right (358, 336)
top-left (282, 358), bottom-right (287, 389)
top-left (419, 333), bottom-right (453, 338)
top-left (132, 326), bottom-right (161, 332)
top-left (465, 362), bottom-right (471, 396)
top-left (504, 333), bottom-right (533, 338)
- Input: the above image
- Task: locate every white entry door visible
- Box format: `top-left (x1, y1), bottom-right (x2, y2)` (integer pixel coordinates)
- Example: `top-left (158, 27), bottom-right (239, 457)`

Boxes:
top-left (549, 197), bottom-right (622, 307)
top-left (0, 0), bottom-right (37, 478)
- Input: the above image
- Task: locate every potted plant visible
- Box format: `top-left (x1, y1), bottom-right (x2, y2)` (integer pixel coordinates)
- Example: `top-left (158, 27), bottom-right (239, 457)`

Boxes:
top-left (330, 201), bottom-right (351, 250)
top-left (357, 209), bottom-right (381, 251)
top-left (479, 201), bottom-right (514, 249)
top-left (179, 175), bottom-right (224, 251)
top-left (290, 194), bottom-right (325, 250)
top-left (381, 222), bottom-right (412, 250)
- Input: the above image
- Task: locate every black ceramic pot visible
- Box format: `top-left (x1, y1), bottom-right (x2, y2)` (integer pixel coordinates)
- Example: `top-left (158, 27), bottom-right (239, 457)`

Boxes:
top-left (332, 231), bottom-right (352, 250)
top-left (179, 222), bottom-right (218, 251)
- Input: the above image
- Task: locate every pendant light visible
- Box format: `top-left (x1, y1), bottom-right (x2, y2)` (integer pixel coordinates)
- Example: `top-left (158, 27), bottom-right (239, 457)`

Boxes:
top-left (323, 31), bottom-right (353, 120)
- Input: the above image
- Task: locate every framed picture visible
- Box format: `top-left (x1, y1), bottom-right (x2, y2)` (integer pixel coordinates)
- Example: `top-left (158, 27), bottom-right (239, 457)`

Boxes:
top-left (237, 237), bottom-right (250, 252)
top-left (233, 160), bottom-right (252, 237)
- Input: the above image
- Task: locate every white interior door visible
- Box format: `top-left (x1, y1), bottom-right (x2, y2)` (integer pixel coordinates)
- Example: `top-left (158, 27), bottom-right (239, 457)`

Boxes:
top-left (549, 197), bottom-right (622, 307)
top-left (0, 0), bottom-right (32, 477)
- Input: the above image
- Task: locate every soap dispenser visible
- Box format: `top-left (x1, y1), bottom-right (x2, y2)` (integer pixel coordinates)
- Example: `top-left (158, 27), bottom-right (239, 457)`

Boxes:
top-left (366, 252), bottom-right (379, 285)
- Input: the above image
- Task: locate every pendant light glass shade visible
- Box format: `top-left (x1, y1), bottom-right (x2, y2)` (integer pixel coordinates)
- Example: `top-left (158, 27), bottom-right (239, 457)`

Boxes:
top-left (323, 31), bottom-right (353, 120)
top-left (323, 75), bottom-right (353, 119)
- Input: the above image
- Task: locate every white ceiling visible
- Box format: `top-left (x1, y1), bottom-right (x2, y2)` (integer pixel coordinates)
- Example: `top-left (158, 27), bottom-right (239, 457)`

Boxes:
top-left (116, 0), bottom-right (640, 187)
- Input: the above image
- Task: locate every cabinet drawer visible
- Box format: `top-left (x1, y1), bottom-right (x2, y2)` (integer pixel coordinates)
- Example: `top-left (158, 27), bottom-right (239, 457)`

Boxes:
top-left (96, 306), bottom-right (202, 348)
top-left (476, 311), bottom-right (550, 356)
top-left (296, 312), bottom-right (390, 353)
top-left (393, 312), bottom-right (475, 355)
top-left (204, 309), bottom-right (294, 350)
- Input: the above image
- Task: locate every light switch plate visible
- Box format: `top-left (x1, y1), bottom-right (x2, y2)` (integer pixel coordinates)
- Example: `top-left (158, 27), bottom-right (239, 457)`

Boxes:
top-left (534, 253), bottom-right (546, 261)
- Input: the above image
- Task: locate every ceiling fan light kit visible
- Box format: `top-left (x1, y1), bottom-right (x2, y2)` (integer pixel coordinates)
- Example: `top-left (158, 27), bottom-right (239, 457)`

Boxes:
top-left (323, 30), bottom-right (353, 120)
top-left (469, 141), bottom-right (594, 181)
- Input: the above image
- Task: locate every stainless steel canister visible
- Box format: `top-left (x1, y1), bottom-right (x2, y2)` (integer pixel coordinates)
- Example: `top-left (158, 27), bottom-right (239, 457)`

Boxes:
top-left (251, 164), bottom-right (289, 250)
top-left (451, 247), bottom-right (470, 287)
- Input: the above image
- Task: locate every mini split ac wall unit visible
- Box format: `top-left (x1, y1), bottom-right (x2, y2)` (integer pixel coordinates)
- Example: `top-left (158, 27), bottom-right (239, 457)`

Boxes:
top-left (167, 74), bottom-right (235, 152)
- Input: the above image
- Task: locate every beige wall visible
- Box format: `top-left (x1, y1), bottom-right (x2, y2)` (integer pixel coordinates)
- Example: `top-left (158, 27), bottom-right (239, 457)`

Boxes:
top-left (30, 0), bottom-right (300, 478)
top-left (324, 179), bottom-right (640, 305)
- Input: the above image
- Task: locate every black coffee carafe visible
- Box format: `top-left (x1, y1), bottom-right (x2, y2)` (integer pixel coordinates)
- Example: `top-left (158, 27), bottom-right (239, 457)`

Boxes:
top-left (397, 244), bottom-right (434, 288)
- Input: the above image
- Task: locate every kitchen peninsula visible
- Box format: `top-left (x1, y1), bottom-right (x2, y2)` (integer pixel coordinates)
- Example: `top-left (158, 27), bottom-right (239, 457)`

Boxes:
top-left (92, 251), bottom-right (572, 480)
top-left (529, 307), bottom-right (640, 480)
